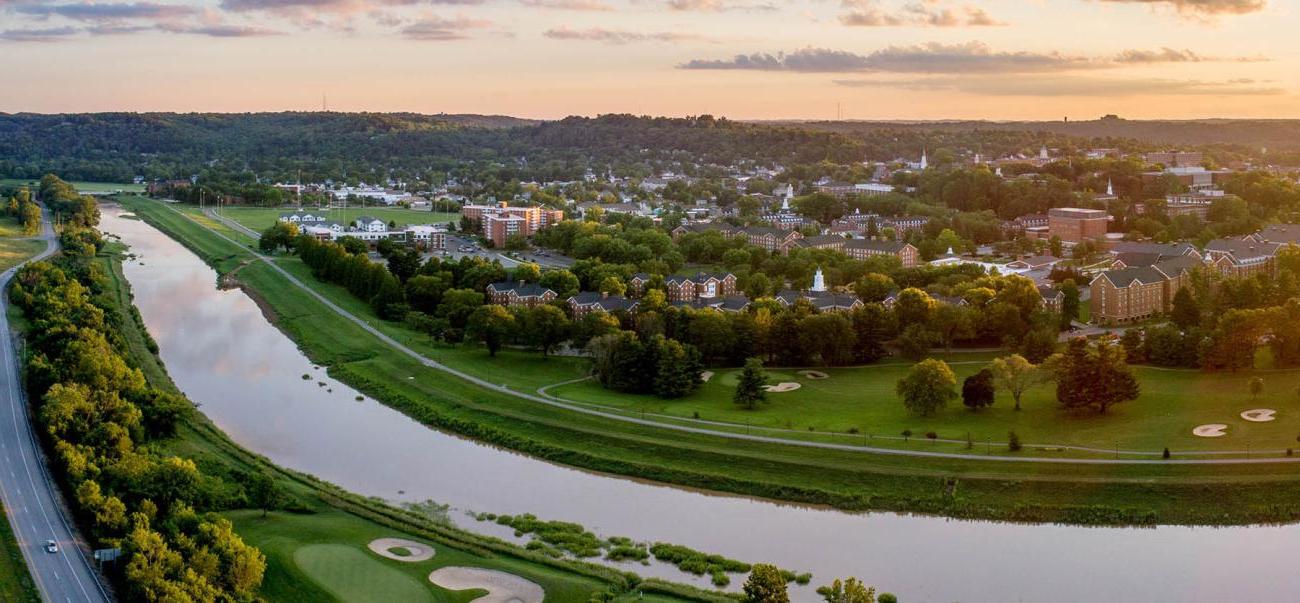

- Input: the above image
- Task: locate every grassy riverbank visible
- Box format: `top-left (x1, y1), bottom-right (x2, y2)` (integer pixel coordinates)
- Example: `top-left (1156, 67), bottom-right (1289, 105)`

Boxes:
top-left (94, 234), bottom-right (729, 602)
top-left (0, 500), bottom-right (39, 603)
top-left (118, 196), bottom-right (1300, 526)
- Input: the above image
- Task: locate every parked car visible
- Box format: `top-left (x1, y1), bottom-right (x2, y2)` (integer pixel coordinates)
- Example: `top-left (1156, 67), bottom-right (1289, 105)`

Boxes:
top-left (45, 540), bottom-right (58, 553)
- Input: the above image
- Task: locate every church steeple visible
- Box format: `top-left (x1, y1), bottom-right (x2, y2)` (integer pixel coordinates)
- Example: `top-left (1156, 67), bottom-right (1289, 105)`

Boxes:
top-left (920, 148), bottom-right (928, 170)
top-left (1106, 178), bottom-right (1114, 196)
top-left (811, 266), bottom-right (827, 293)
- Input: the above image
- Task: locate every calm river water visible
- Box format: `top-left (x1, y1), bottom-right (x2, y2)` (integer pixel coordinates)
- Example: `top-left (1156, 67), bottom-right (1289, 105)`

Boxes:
top-left (103, 206), bottom-right (1300, 602)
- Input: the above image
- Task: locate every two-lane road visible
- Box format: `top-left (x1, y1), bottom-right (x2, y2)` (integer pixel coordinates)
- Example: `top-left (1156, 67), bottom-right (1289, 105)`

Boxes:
top-left (0, 206), bottom-right (111, 603)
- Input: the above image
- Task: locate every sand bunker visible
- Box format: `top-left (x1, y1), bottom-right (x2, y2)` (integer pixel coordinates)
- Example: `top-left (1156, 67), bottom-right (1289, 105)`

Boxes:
top-left (798, 370), bottom-right (829, 380)
top-left (763, 382), bottom-right (802, 393)
top-left (368, 538), bottom-right (435, 562)
top-left (1193, 424), bottom-right (1228, 438)
top-left (1240, 409), bottom-right (1277, 422)
top-left (700, 371), bottom-right (714, 383)
top-left (429, 567), bottom-right (545, 603)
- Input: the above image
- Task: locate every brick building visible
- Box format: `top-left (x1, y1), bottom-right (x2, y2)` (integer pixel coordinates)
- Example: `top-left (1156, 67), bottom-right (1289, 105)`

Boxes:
top-left (1047, 207), bottom-right (1108, 243)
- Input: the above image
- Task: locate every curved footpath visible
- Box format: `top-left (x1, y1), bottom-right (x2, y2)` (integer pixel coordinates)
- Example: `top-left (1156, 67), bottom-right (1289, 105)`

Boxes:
top-left (0, 205), bottom-right (112, 603)
top-left (196, 201), bottom-right (1300, 466)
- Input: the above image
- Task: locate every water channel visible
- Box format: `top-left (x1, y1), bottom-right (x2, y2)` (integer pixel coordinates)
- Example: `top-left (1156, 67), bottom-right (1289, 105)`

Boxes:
top-left (102, 206), bottom-right (1300, 602)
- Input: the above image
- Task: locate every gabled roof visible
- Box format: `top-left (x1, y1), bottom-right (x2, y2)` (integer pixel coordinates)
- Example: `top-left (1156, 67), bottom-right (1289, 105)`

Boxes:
top-left (845, 239), bottom-right (909, 253)
top-left (487, 281), bottom-right (555, 297)
top-left (1093, 266), bottom-right (1167, 287)
top-left (1205, 238), bottom-right (1280, 261)
top-left (1251, 224), bottom-right (1300, 245)
top-left (1153, 255), bottom-right (1203, 276)
top-left (1108, 242), bottom-right (1198, 258)
top-left (798, 234), bottom-right (847, 247)
top-left (568, 292), bottom-right (639, 311)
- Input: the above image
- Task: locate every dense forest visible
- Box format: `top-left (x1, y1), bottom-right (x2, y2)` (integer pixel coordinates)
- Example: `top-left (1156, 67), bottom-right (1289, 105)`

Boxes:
top-left (4, 112), bottom-right (1277, 188)
top-left (778, 117), bottom-right (1300, 163)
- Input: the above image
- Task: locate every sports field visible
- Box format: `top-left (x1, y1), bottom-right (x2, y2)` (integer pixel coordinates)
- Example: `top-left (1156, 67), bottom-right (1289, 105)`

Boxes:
top-left (215, 206), bottom-right (459, 233)
top-left (0, 179), bottom-right (144, 194)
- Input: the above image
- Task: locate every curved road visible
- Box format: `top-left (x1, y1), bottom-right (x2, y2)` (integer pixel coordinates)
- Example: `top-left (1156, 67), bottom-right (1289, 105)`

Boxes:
top-left (0, 205), bottom-right (112, 603)
top-left (193, 201), bottom-right (1300, 466)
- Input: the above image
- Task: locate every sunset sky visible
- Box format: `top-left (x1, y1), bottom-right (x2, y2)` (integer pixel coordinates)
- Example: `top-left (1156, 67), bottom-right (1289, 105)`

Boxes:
top-left (1, 0), bottom-right (1295, 119)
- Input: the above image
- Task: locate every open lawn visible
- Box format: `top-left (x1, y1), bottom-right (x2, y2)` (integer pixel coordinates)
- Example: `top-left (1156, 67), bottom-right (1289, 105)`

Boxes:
top-left (0, 501), bottom-right (38, 603)
top-left (553, 361), bottom-right (1300, 454)
top-left (214, 206), bottom-right (459, 233)
top-left (230, 508), bottom-right (627, 603)
top-left (0, 239), bottom-right (46, 273)
top-left (0, 215), bottom-right (28, 238)
top-left (123, 196), bottom-right (1300, 526)
top-left (0, 179), bottom-right (144, 194)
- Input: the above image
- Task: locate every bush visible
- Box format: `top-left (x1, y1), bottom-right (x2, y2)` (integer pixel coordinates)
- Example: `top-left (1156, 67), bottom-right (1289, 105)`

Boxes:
top-left (1162, 447), bottom-right (1170, 460)
top-left (1007, 431), bottom-right (1022, 452)
top-left (879, 594), bottom-right (898, 603)
top-left (925, 431), bottom-right (937, 441)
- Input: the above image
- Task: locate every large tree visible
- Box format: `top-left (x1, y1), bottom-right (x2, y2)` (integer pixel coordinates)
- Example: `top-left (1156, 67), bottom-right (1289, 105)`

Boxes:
top-left (896, 358), bottom-right (957, 416)
top-left (962, 368), bottom-right (995, 411)
top-left (988, 354), bottom-right (1043, 411)
top-left (518, 304), bottom-right (570, 357)
top-left (1052, 337), bottom-right (1140, 414)
top-left (742, 564), bottom-right (790, 603)
top-left (733, 357), bottom-right (769, 410)
top-left (466, 304), bottom-right (516, 357)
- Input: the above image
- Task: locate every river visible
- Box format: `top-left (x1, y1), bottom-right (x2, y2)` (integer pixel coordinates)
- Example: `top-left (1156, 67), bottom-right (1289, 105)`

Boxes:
top-left (102, 206), bottom-right (1300, 602)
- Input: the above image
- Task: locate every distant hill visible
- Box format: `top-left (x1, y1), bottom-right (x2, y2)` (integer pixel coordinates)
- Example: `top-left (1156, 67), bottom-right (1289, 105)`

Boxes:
top-left (760, 117), bottom-right (1300, 152)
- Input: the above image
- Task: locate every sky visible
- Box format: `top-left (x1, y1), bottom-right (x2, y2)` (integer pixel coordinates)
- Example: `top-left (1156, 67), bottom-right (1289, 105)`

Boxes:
top-left (0, 0), bottom-right (1296, 120)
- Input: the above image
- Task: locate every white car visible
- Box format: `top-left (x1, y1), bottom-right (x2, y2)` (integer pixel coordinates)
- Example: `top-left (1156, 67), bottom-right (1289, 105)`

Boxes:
top-left (44, 540), bottom-right (58, 553)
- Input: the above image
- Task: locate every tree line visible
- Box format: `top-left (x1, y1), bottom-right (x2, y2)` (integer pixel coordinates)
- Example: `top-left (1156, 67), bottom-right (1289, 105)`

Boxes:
top-left (9, 187), bottom-right (265, 601)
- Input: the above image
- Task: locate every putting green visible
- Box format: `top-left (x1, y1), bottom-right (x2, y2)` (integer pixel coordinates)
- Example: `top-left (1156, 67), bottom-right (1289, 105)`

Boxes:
top-left (294, 544), bottom-right (434, 603)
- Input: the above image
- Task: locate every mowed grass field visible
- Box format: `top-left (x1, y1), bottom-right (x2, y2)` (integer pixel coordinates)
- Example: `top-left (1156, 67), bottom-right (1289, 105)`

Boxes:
top-left (0, 239), bottom-right (46, 273)
top-left (0, 179), bottom-right (144, 194)
top-left (553, 362), bottom-right (1300, 454)
top-left (0, 215), bottom-right (27, 238)
top-left (216, 206), bottom-right (459, 232)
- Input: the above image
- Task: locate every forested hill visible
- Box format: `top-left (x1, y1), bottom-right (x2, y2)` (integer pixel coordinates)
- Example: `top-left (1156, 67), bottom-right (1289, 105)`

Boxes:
top-left (772, 118), bottom-right (1300, 155)
top-left (0, 112), bottom-right (1276, 185)
top-left (0, 112), bottom-right (1124, 183)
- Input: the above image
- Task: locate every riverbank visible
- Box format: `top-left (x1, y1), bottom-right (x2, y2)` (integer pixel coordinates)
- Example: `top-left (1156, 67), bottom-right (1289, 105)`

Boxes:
top-left (118, 197), bottom-right (1300, 526)
top-left (94, 233), bottom-right (730, 602)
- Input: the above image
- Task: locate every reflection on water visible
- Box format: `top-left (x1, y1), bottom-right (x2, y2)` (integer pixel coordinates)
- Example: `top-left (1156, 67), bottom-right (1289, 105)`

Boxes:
top-left (104, 206), bottom-right (1300, 603)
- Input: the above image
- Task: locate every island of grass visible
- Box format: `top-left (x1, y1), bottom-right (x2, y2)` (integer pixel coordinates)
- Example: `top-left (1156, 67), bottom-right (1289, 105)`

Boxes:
top-left (121, 196), bottom-right (1300, 526)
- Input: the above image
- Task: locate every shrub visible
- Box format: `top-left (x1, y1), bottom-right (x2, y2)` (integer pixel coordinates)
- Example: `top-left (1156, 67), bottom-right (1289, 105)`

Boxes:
top-left (879, 594), bottom-right (898, 603)
top-left (925, 431), bottom-right (938, 441)
top-left (1007, 431), bottom-right (1022, 452)
top-left (1162, 447), bottom-right (1170, 460)
top-left (847, 427), bottom-right (860, 435)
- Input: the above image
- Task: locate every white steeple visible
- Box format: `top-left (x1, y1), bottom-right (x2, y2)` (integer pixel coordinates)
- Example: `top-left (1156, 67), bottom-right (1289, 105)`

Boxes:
top-left (995, 166), bottom-right (1003, 177)
top-left (920, 148), bottom-right (928, 170)
top-left (811, 266), bottom-right (827, 293)
top-left (1039, 146), bottom-right (1049, 160)
top-left (1106, 178), bottom-right (1114, 196)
